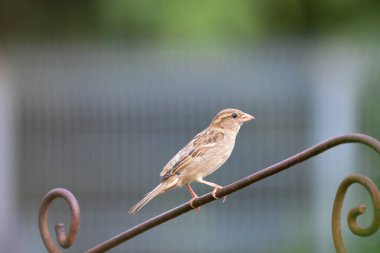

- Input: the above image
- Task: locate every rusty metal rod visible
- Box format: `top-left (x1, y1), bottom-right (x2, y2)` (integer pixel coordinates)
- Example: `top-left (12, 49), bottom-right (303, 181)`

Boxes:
top-left (39, 188), bottom-right (80, 253)
top-left (332, 174), bottom-right (380, 253)
top-left (38, 134), bottom-right (380, 252)
top-left (84, 133), bottom-right (380, 253)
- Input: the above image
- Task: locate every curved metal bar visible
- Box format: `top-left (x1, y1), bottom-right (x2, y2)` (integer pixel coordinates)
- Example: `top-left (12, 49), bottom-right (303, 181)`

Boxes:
top-left (332, 174), bottom-right (380, 253)
top-left (84, 133), bottom-right (380, 253)
top-left (38, 134), bottom-right (380, 252)
top-left (38, 188), bottom-right (80, 253)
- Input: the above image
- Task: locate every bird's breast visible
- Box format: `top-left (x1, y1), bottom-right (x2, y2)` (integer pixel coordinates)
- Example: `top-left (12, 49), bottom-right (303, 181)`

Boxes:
top-left (197, 138), bottom-right (235, 177)
top-left (176, 133), bottom-right (236, 185)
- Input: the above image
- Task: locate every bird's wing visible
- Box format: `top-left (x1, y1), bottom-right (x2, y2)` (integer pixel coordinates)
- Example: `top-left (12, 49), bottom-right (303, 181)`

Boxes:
top-left (160, 129), bottom-right (224, 181)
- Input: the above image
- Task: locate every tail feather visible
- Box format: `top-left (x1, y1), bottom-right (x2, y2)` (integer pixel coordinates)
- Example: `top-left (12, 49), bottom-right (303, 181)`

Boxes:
top-left (129, 183), bottom-right (165, 215)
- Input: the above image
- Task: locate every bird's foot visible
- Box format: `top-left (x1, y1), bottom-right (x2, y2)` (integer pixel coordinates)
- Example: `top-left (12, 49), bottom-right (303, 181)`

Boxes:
top-left (189, 197), bottom-right (200, 212)
top-left (212, 187), bottom-right (227, 203)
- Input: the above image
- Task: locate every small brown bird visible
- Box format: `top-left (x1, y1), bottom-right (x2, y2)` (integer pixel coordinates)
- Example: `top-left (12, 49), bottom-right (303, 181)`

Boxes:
top-left (129, 108), bottom-right (254, 214)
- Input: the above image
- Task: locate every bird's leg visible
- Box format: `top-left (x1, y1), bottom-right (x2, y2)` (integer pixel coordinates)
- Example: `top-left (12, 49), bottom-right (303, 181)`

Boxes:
top-left (197, 179), bottom-right (226, 203)
top-left (185, 184), bottom-right (200, 211)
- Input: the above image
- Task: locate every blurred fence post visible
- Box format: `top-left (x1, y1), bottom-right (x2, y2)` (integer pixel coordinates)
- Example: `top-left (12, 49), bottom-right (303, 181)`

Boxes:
top-left (310, 46), bottom-right (364, 252)
top-left (0, 60), bottom-right (19, 251)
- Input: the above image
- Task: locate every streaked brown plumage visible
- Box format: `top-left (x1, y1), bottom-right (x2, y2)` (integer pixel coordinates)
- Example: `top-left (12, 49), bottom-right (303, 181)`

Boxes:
top-left (129, 108), bottom-right (254, 214)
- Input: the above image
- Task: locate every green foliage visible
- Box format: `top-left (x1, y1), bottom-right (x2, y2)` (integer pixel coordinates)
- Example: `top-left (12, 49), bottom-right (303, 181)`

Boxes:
top-left (1, 0), bottom-right (380, 40)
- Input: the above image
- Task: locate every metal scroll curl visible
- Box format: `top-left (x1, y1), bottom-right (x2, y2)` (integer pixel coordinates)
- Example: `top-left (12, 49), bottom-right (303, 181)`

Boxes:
top-left (38, 188), bottom-right (80, 253)
top-left (332, 174), bottom-right (380, 253)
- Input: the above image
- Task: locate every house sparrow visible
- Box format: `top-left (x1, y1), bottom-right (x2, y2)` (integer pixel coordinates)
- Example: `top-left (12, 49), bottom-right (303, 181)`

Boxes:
top-left (129, 108), bottom-right (254, 214)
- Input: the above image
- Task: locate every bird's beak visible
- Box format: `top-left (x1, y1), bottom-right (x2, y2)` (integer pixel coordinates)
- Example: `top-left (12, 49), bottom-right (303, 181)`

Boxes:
top-left (239, 113), bottom-right (254, 123)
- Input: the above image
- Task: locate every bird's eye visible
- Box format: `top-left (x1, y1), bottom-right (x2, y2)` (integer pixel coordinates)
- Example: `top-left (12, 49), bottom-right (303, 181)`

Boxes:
top-left (232, 112), bottom-right (238, 119)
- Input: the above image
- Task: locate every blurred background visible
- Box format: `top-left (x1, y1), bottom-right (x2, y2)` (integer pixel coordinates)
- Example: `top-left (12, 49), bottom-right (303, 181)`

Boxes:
top-left (1, 1), bottom-right (380, 252)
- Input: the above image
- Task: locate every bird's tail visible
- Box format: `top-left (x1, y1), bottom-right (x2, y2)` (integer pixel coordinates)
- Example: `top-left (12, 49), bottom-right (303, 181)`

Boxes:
top-left (128, 183), bottom-right (166, 215)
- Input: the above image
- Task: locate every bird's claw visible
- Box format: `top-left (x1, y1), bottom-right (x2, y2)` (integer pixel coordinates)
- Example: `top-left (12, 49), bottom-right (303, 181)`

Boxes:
top-left (189, 197), bottom-right (200, 212)
top-left (212, 187), bottom-right (227, 203)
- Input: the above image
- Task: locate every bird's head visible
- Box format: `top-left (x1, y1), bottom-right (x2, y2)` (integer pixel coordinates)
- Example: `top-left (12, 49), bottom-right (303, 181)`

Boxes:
top-left (210, 108), bottom-right (254, 132)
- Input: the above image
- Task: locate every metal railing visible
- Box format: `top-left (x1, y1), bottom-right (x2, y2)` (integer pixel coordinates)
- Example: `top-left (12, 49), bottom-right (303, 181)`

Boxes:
top-left (38, 133), bottom-right (380, 253)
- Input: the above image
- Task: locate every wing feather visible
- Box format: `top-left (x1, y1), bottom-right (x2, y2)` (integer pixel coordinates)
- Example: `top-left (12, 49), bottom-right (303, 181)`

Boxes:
top-left (160, 130), bottom-right (224, 181)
